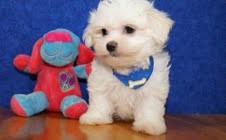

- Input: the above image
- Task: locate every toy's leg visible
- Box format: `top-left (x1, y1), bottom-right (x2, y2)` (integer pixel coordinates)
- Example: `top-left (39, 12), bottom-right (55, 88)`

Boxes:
top-left (11, 91), bottom-right (49, 117)
top-left (60, 95), bottom-right (88, 119)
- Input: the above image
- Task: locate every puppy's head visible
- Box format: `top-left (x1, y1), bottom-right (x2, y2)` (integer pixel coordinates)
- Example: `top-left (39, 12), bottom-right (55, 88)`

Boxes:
top-left (83, 0), bottom-right (173, 69)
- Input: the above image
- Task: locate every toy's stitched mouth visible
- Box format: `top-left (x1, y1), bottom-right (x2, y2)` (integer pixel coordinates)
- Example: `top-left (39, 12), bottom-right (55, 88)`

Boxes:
top-left (59, 51), bottom-right (73, 58)
top-left (44, 50), bottom-right (58, 56)
top-left (44, 50), bottom-right (73, 58)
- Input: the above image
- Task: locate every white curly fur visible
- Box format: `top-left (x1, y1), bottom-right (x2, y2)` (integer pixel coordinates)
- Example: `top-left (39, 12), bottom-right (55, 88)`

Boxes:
top-left (80, 0), bottom-right (174, 135)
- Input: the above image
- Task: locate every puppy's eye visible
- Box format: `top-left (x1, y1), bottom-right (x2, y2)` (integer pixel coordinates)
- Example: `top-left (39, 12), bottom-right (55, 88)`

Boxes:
top-left (124, 26), bottom-right (135, 34)
top-left (101, 28), bottom-right (108, 36)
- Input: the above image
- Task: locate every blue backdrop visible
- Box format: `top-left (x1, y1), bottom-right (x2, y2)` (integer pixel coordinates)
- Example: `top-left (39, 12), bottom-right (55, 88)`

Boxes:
top-left (0, 0), bottom-right (225, 114)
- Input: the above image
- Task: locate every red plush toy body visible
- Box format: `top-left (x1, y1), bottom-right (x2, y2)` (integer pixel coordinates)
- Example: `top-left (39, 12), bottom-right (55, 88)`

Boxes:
top-left (11, 29), bottom-right (94, 119)
top-left (35, 62), bottom-right (81, 111)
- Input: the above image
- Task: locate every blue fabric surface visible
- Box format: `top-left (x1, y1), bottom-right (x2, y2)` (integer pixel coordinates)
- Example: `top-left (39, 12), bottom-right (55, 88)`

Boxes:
top-left (0, 0), bottom-right (225, 114)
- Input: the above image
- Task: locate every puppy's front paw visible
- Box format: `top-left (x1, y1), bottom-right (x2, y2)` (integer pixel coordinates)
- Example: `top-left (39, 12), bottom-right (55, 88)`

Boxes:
top-left (133, 119), bottom-right (166, 135)
top-left (79, 112), bottom-right (113, 125)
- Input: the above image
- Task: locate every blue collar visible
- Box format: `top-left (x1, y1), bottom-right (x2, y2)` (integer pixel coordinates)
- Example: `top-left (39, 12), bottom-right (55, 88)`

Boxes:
top-left (113, 57), bottom-right (154, 90)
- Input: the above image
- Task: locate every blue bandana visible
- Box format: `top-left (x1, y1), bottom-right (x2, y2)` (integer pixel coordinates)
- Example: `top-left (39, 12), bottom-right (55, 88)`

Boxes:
top-left (113, 57), bottom-right (154, 90)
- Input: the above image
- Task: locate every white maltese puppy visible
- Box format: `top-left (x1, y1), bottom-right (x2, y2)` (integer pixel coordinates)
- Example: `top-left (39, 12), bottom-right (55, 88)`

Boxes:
top-left (80, 0), bottom-right (174, 135)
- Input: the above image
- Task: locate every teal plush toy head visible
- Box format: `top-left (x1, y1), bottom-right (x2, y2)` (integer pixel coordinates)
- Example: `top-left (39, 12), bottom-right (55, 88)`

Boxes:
top-left (40, 29), bottom-right (80, 67)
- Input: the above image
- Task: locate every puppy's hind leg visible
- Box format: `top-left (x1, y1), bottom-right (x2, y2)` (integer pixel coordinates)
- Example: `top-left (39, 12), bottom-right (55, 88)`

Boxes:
top-left (79, 94), bottom-right (114, 125)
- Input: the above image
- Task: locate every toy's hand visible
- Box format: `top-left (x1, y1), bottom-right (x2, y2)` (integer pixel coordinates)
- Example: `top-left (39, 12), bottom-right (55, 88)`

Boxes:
top-left (73, 63), bottom-right (92, 79)
top-left (13, 55), bottom-right (30, 72)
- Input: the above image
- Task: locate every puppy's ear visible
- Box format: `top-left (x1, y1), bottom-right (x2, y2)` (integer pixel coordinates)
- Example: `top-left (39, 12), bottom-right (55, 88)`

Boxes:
top-left (83, 11), bottom-right (97, 48)
top-left (147, 5), bottom-right (174, 46)
top-left (83, 26), bottom-right (93, 48)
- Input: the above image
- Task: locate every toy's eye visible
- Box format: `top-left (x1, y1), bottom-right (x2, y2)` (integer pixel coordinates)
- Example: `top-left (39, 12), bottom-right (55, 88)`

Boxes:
top-left (101, 28), bottom-right (108, 36)
top-left (124, 26), bottom-right (135, 34)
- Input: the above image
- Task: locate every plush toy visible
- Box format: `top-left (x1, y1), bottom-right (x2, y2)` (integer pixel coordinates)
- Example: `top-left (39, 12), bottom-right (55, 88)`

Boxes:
top-left (11, 29), bottom-right (94, 119)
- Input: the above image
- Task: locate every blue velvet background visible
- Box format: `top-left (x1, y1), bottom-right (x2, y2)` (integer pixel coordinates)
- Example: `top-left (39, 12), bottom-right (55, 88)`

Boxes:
top-left (0, 0), bottom-right (225, 114)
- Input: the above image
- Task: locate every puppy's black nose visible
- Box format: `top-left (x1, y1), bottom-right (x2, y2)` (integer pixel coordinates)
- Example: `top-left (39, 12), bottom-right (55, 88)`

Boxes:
top-left (106, 41), bottom-right (118, 52)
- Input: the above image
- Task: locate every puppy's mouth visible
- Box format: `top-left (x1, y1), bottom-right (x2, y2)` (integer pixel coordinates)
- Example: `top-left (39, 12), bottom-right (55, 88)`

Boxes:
top-left (109, 52), bottom-right (119, 57)
top-left (97, 52), bottom-right (120, 57)
top-left (100, 51), bottom-right (134, 58)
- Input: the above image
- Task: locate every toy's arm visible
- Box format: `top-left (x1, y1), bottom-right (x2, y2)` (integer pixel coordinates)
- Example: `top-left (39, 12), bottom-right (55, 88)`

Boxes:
top-left (74, 43), bottom-right (95, 79)
top-left (13, 38), bottom-right (44, 74)
top-left (76, 43), bottom-right (95, 65)
top-left (73, 63), bottom-right (92, 79)
top-left (14, 55), bottom-right (31, 73)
